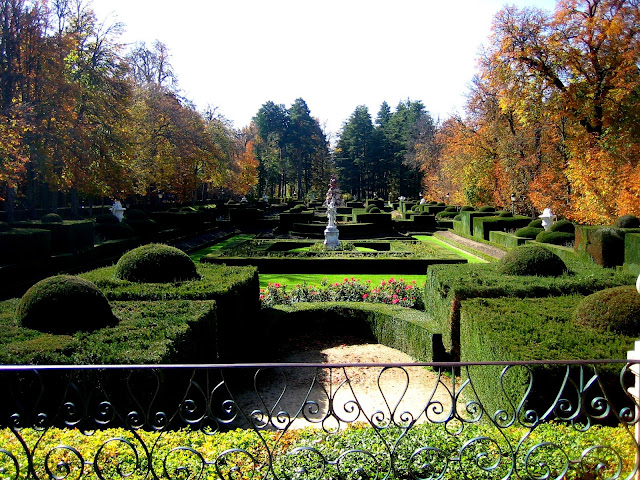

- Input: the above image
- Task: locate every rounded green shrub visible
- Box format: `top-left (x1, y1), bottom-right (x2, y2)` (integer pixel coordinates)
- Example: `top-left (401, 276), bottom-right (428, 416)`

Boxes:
top-left (498, 211), bottom-right (513, 217)
top-left (550, 219), bottom-right (575, 233)
top-left (454, 214), bottom-right (462, 221)
top-left (614, 214), bottom-right (640, 229)
top-left (574, 286), bottom-right (640, 336)
top-left (497, 244), bottom-right (566, 277)
top-left (16, 275), bottom-right (115, 335)
top-left (515, 226), bottom-right (543, 239)
top-left (436, 211), bottom-right (458, 219)
top-left (479, 206), bottom-right (496, 213)
top-left (96, 213), bottom-right (120, 225)
top-left (437, 202), bottom-right (446, 206)
top-left (444, 206), bottom-right (457, 212)
top-left (411, 205), bottom-right (420, 212)
top-left (41, 213), bottom-right (63, 224)
top-left (289, 205), bottom-right (305, 213)
top-left (535, 230), bottom-right (575, 246)
top-left (368, 206), bottom-right (381, 213)
top-left (461, 206), bottom-right (474, 212)
top-left (528, 219), bottom-right (543, 228)
top-left (115, 243), bottom-right (200, 283)
top-left (125, 209), bottom-right (149, 220)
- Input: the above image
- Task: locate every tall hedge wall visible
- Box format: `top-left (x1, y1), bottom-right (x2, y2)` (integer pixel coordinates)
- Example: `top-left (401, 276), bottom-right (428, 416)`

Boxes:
top-left (264, 302), bottom-right (446, 362)
top-left (0, 298), bottom-right (217, 364)
top-left (424, 262), bottom-right (635, 360)
top-left (625, 233), bottom-right (640, 276)
top-left (459, 295), bottom-right (633, 421)
top-left (79, 263), bottom-right (259, 362)
top-left (472, 215), bottom-right (532, 241)
top-left (11, 220), bottom-right (94, 254)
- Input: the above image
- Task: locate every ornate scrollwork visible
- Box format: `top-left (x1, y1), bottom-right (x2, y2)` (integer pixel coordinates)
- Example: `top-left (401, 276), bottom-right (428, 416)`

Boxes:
top-left (0, 361), bottom-right (637, 480)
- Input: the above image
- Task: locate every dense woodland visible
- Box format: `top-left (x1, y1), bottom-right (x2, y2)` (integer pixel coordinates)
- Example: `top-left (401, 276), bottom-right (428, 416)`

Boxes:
top-left (1, 0), bottom-right (639, 224)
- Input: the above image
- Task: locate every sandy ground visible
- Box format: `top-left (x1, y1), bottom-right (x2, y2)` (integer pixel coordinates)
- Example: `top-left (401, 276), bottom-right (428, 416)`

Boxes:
top-left (233, 342), bottom-right (455, 430)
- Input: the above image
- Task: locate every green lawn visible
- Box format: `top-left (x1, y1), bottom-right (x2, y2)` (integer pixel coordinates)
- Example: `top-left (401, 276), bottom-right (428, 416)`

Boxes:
top-left (189, 234), bottom-right (255, 262)
top-left (259, 273), bottom-right (426, 289)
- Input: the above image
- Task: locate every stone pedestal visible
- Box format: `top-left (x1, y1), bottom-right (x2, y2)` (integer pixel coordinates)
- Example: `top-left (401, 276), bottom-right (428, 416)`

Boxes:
top-left (323, 225), bottom-right (340, 249)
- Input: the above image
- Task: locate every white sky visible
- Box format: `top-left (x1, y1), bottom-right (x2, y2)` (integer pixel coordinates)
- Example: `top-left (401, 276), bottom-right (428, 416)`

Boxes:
top-left (91, 0), bottom-right (558, 138)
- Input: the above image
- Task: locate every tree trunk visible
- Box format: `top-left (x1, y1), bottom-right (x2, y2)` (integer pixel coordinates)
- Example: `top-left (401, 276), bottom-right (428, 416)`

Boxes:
top-left (4, 184), bottom-right (15, 223)
top-left (70, 187), bottom-right (80, 218)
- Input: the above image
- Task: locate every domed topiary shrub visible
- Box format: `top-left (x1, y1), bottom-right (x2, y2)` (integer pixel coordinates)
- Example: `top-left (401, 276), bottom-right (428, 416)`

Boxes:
top-left (437, 202), bottom-right (446, 207)
top-left (550, 219), bottom-right (575, 233)
top-left (444, 206), bottom-right (457, 212)
top-left (454, 214), bottom-right (462, 221)
top-left (479, 206), bottom-right (496, 213)
top-left (614, 214), bottom-right (640, 229)
top-left (16, 275), bottom-right (115, 335)
top-left (497, 244), bottom-right (566, 277)
top-left (41, 213), bottom-right (63, 224)
top-left (535, 230), bottom-right (575, 246)
top-left (125, 209), bottom-right (148, 220)
top-left (574, 286), bottom-right (640, 336)
top-left (96, 213), bottom-right (120, 225)
top-left (461, 206), bottom-right (474, 212)
top-left (115, 244), bottom-right (200, 283)
top-left (368, 206), bottom-right (381, 213)
top-left (528, 219), bottom-right (543, 228)
top-left (515, 226), bottom-right (543, 239)
top-left (498, 211), bottom-right (513, 217)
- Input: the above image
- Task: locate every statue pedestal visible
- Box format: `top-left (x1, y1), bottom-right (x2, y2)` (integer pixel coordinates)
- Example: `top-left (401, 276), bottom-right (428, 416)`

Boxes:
top-left (324, 225), bottom-right (340, 249)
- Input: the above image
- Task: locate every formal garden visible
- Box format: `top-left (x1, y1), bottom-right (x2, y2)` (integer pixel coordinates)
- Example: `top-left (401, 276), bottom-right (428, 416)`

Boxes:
top-left (0, 194), bottom-right (639, 479)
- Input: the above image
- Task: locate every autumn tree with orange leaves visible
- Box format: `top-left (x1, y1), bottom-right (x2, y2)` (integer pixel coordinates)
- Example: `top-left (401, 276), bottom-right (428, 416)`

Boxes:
top-left (423, 0), bottom-right (640, 224)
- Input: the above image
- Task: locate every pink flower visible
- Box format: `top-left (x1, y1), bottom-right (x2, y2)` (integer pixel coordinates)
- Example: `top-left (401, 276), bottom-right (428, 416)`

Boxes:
top-left (274, 283), bottom-right (281, 288)
top-left (381, 281), bottom-right (386, 286)
top-left (259, 295), bottom-right (265, 300)
top-left (363, 294), bottom-right (369, 299)
top-left (392, 298), bottom-right (399, 304)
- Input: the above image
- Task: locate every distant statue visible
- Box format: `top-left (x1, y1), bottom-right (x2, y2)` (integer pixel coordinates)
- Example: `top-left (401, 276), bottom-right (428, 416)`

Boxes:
top-left (110, 200), bottom-right (126, 222)
top-left (323, 174), bottom-right (341, 248)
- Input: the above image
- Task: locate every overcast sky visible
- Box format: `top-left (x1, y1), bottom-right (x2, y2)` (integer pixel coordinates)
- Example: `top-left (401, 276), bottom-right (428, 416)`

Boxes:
top-left (91, 0), bottom-right (558, 137)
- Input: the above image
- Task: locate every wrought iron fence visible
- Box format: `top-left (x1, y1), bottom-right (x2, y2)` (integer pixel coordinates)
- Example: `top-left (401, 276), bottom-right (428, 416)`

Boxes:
top-left (0, 360), bottom-right (638, 479)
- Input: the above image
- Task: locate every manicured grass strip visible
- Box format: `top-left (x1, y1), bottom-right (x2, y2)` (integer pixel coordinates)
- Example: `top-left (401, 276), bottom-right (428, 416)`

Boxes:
top-left (189, 234), bottom-right (255, 262)
top-left (260, 273), bottom-right (426, 289)
top-left (413, 235), bottom-right (486, 263)
top-left (288, 247), bottom-right (378, 253)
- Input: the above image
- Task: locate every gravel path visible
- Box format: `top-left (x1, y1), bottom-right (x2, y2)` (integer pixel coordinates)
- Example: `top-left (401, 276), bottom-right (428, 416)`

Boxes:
top-left (435, 231), bottom-right (507, 259)
top-left (233, 342), bottom-right (455, 430)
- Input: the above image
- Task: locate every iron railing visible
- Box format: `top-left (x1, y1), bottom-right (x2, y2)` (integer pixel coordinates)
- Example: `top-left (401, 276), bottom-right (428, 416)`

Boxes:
top-left (0, 360), bottom-right (638, 479)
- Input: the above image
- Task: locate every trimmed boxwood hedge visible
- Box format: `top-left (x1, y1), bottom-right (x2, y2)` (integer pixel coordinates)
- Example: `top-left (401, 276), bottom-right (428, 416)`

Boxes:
top-left (11, 220), bottom-right (94, 254)
top-left (0, 298), bottom-right (216, 364)
top-left (78, 262), bottom-right (259, 362)
top-left (0, 228), bottom-right (51, 263)
top-left (535, 230), bottom-right (575, 245)
top-left (264, 302), bottom-right (446, 362)
top-left (625, 233), bottom-right (640, 276)
top-left (472, 215), bottom-right (531, 241)
top-left (575, 225), bottom-right (640, 267)
top-left (460, 295), bottom-right (634, 419)
top-left (424, 261), bottom-right (635, 360)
